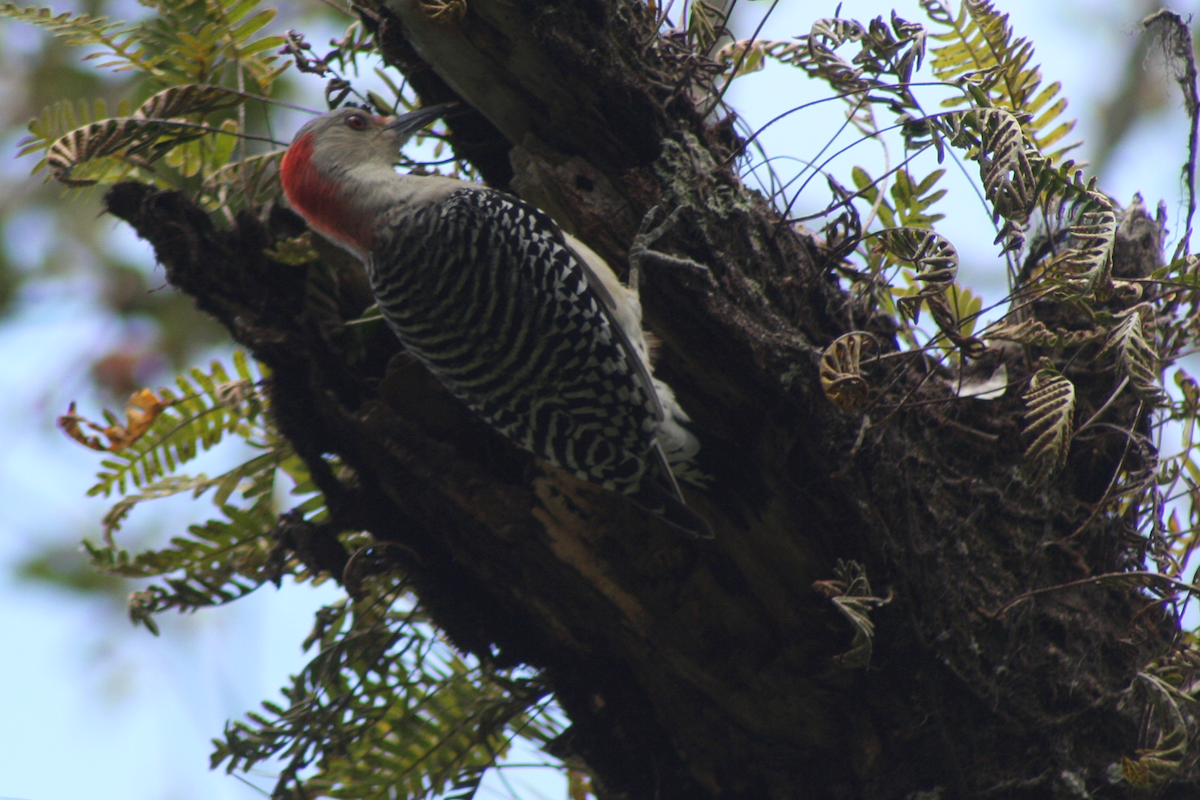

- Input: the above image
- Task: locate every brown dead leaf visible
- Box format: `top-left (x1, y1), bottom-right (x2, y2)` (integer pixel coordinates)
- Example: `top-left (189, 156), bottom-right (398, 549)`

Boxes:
top-left (58, 388), bottom-right (172, 452)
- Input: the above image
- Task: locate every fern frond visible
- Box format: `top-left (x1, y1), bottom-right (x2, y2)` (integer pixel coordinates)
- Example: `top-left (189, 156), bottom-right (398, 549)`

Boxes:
top-left (76, 354), bottom-right (328, 633)
top-left (140, 0), bottom-right (286, 88)
top-left (214, 585), bottom-right (565, 800)
top-left (984, 318), bottom-right (1104, 348)
top-left (84, 354), bottom-right (268, 498)
top-left (924, 0), bottom-right (1036, 104)
top-left (0, 4), bottom-right (163, 75)
top-left (722, 13), bottom-right (925, 107)
top-left (1003, 162), bottom-right (1123, 300)
top-left (820, 332), bottom-right (876, 410)
top-left (686, 0), bottom-right (723, 52)
top-left (712, 19), bottom-right (857, 78)
top-left (944, 108), bottom-right (1036, 222)
top-left (877, 227), bottom-right (959, 322)
top-left (922, 0), bottom-right (1077, 160)
top-left (916, 283), bottom-right (985, 354)
top-left (199, 149), bottom-right (285, 211)
top-left (45, 117), bottom-right (209, 185)
top-left (797, 23), bottom-right (873, 98)
top-left (99, 449), bottom-right (285, 537)
top-left (211, 0), bottom-right (287, 89)
top-left (1022, 362), bottom-right (1076, 484)
top-left (893, 168), bottom-right (948, 227)
top-left (714, 38), bottom-right (794, 78)
top-left (1098, 305), bottom-right (1162, 400)
top-left (850, 166), bottom-right (897, 229)
top-left (135, 83), bottom-right (245, 120)
top-left (1112, 673), bottom-right (1191, 787)
top-left (87, 492), bottom-right (281, 633)
top-left (443, 768), bottom-right (487, 800)
top-left (812, 560), bottom-right (891, 669)
top-left (27, 83), bottom-right (253, 184)
top-left (21, 98), bottom-right (109, 159)
top-left (59, 388), bottom-right (172, 452)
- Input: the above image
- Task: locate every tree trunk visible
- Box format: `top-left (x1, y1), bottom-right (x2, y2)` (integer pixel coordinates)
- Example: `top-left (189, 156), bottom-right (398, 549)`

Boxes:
top-left (102, 1), bottom-right (1197, 797)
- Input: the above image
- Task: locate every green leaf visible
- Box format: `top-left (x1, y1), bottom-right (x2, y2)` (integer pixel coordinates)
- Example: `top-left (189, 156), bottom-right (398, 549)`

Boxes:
top-left (1022, 361), bottom-right (1076, 484)
top-left (923, 0), bottom-right (1077, 162)
top-left (1098, 305), bottom-right (1162, 400)
top-left (229, 8), bottom-right (273, 43)
top-left (878, 227), bottom-right (959, 323)
top-left (213, 585), bottom-right (564, 800)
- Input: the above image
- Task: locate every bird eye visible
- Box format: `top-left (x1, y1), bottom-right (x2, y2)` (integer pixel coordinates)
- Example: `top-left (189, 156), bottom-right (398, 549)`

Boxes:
top-left (346, 114), bottom-right (368, 131)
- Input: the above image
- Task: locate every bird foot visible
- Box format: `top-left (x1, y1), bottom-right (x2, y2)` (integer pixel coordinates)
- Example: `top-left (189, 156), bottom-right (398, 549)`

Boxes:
top-left (628, 205), bottom-right (712, 289)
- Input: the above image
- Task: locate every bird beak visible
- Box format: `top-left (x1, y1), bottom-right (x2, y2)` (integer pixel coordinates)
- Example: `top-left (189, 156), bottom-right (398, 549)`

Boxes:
top-left (383, 102), bottom-right (459, 141)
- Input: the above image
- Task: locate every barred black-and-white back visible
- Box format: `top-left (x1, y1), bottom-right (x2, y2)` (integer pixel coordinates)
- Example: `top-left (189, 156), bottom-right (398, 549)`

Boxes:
top-left (281, 107), bottom-right (711, 536)
top-left (283, 104), bottom-right (710, 537)
top-left (368, 187), bottom-right (709, 535)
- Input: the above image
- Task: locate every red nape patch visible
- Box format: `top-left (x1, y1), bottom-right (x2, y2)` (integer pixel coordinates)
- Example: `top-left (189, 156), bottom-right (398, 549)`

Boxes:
top-left (280, 132), bottom-right (370, 252)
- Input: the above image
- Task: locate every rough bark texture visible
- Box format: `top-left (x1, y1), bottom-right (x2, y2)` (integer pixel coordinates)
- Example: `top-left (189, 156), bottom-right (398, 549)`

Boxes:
top-left (103, 1), bottom-right (1197, 798)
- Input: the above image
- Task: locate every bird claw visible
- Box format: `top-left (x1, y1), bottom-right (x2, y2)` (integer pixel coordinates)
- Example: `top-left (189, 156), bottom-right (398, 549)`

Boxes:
top-left (636, 204), bottom-right (688, 246)
top-left (628, 204), bottom-right (712, 289)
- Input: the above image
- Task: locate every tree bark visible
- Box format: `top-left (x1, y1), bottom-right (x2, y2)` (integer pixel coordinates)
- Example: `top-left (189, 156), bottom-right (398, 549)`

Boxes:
top-left (103, 1), bottom-right (1197, 797)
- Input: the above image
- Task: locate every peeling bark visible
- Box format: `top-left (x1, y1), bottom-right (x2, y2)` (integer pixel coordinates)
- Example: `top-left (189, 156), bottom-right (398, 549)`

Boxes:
top-left (104, 1), bottom-right (1196, 798)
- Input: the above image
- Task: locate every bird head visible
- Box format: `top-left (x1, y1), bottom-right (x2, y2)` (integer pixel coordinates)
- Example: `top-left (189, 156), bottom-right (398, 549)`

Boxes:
top-left (280, 103), bottom-right (455, 255)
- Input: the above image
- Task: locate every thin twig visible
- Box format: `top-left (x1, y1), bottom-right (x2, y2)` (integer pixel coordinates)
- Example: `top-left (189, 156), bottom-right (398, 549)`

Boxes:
top-left (1074, 376), bottom-right (1131, 434)
top-left (985, 571), bottom-right (1200, 618)
top-left (703, 0), bottom-right (779, 117)
top-left (1144, 10), bottom-right (1200, 253)
top-left (722, 80), bottom-right (965, 169)
top-left (141, 120), bottom-right (288, 146)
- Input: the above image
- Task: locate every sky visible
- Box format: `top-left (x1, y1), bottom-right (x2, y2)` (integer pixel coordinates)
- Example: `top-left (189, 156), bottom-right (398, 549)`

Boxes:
top-left (1, 1), bottom-right (1197, 799)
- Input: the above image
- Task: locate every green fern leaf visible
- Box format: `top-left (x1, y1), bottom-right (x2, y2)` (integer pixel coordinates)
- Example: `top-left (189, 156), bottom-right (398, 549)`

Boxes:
top-left (851, 166), bottom-right (896, 229)
top-left (890, 168), bottom-right (948, 226)
top-left (86, 356), bottom-right (268, 499)
top-left (86, 490), bottom-right (281, 632)
top-left (877, 227), bottom-right (959, 322)
top-left (44, 117), bottom-right (210, 185)
top-left (200, 150), bottom-right (285, 210)
top-left (214, 584), bottom-right (563, 800)
top-left (1042, 183), bottom-right (1118, 297)
top-left (922, 0), bottom-right (1077, 161)
top-left (1022, 362), bottom-right (1076, 484)
top-left (0, 4), bottom-right (165, 75)
top-left (1098, 305), bottom-right (1162, 400)
top-left (933, 107), bottom-right (1036, 241)
top-left (135, 83), bottom-right (244, 120)
top-left (984, 318), bottom-right (1104, 348)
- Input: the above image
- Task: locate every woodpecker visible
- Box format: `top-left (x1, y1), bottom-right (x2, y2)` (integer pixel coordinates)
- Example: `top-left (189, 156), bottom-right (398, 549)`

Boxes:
top-left (280, 104), bottom-right (711, 538)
